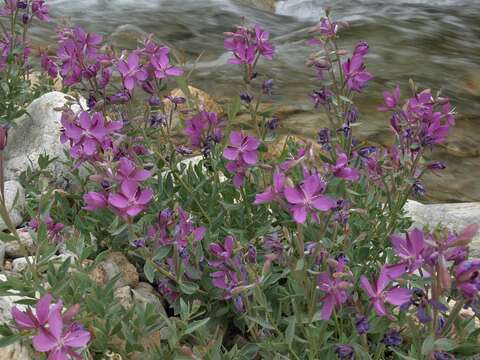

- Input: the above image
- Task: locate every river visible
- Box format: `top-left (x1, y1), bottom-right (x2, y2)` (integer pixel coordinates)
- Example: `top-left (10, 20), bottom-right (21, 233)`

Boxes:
top-left (29, 0), bottom-right (480, 202)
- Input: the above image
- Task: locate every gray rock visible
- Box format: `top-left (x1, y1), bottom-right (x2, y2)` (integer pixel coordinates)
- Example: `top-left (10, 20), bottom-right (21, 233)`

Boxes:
top-left (114, 286), bottom-right (133, 309)
top-left (0, 342), bottom-right (31, 360)
top-left (4, 229), bottom-right (34, 259)
top-left (404, 200), bottom-right (480, 250)
top-left (234, 0), bottom-right (277, 12)
top-left (0, 242), bottom-right (5, 268)
top-left (0, 181), bottom-right (25, 232)
top-left (93, 252), bottom-right (139, 289)
top-left (3, 91), bottom-right (86, 181)
top-left (132, 282), bottom-right (166, 315)
top-left (12, 253), bottom-right (76, 273)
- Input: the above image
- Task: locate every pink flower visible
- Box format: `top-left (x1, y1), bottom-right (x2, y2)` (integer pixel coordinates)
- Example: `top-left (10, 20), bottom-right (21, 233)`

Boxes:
top-left (342, 54), bottom-right (373, 93)
top-left (331, 153), bottom-right (360, 182)
top-left (11, 294), bottom-right (56, 330)
top-left (108, 181), bottom-right (153, 217)
top-left (117, 53), bottom-right (148, 91)
top-left (113, 157), bottom-right (151, 183)
top-left (284, 174), bottom-right (336, 224)
top-left (378, 85), bottom-right (401, 112)
top-left (253, 24), bottom-right (275, 60)
top-left (254, 169), bottom-right (285, 204)
top-left (83, 192), bottom-right (108, 211)
top-left (150, 47), bottom-right (184, 79)
top-left (317, 262), bottom-right (352, 320)
top-left (31, 0), bottom-right (49, 21)
top-left (389, 228), bottom-right (425, 273)
top-left (32, 308), bottom-right (90, 359)
top-left (223, 131), bottom-right (260, 166)
top-left (360, 266), bottom-right (411, 316)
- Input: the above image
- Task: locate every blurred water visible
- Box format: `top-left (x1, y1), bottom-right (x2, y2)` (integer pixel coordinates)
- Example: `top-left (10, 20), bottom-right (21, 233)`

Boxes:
top-left (29, 0), bottom-right (480, 202)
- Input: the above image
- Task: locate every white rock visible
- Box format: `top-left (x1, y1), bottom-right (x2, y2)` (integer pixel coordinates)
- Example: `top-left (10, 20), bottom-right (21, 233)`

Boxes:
top-left (12, 253), bottom-right (76, 273)
top-left (0, 342), bottom-right (31, 360)
top-left (4, 229), bottom-right (34, 259)
top-left (114, 286), bottom-right (133, 309)
top-left (3, 91), bottom-right (86, 181)
top-left (405, 200), bottom-right (480, 250)
top-left (0, 181), bottom-right (25, 232)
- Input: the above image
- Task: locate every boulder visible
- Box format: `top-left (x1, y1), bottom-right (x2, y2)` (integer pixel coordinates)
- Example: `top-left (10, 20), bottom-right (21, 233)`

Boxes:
top-left (404, 200), bottom-right (480, 251)
top-left (114, 286), bottom-right (133, 309)
top-left (4, 229), bottom-right (35, 259)
top-left (0, 181), bottom-right (25, 232)
top-left (3, 91), bottom-right (85, 181)
top-left (91, 252), bottom-right (139, 289)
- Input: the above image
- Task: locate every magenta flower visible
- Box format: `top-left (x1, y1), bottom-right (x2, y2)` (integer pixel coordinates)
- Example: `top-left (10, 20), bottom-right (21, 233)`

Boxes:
top-left (378, 85), bottom-right (401, 112)
top-left (225, 159), bottom-right (248, 188)
top-left (317, 263), bottom-right (352, 320)
top-left (184, 111), bottom-right (223, 149)
top-left (331, 153), bottom-right (360, 182)
top-left (228, 41), bottom-right (256, 65)
top-left (284, 174), bottom-right (336, 224)
top-left (254, 170), bottom-right (285, 204)
top-left (454, 259), bottom-right (480, 299)
top-left (316, 18), bottom-right (338, 37)
top-left (253, 24), bottom-right (275, 60)
top-left (73, 26), bottom-right (102, 60)
top-left (353, 41), bottom-right (369, 56)
top-left (209, 235), bottom-right (235, 267)
top-left (360, 266), bottom-right (411, 316)
top-left (151, 47), bottom-right (184, 79)
top-left (31, 0), bottom-right (49, 21)
top-left (61, 111), bottom-right (123, 159)
top-left (32, 308), bottom-right (90, 359)
top-left (117, 53), bottom-right (148, 91)
top-left (342, 54), bottom-right (373, 92)
top-left (223, 131), bottom-right (261, 165)
top-left (0, 0), bottom-right (16, 16)
top-left (114, 157), bottom-right (151, 183)
top-left (108, 181), bottom-right (153, 217)
top-left (11, 294), bottom-right (56, 330)
top-left (40, 53), bottom-right (58, 78)
top-left (389, 228), bottom-right (425, 272)
top-left (83, 191), bottom-right (107, 211)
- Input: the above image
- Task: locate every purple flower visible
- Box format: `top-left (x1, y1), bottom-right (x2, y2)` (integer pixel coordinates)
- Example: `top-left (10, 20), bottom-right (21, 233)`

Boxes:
top-left (40, 53), bottom-right (58, 78)
top-left (316, 18), bottom-right (338, 37)
top-left (284, 174), bottom-right (336, 224)
top-left (455, 259), bottom-right (480, 299)
top-left (434, 352), bottom-right (456, 360)
top-left (335, 345), bottom-right (354, 360)
top-left (262, 79), bottom-right (274, 96)
top-left (73, 26), bottom-right (102, 60)
top-left (185, 111), bottom-right (223, 149)
top-left (150, 47), bottom-right (184, 79)
top-left (83, 192), bottom-right (108, 211)
top-left (360, 266), bottom-right (411, 316)
top-left (108, 181), bottom-right (153, 218)
top-left (389, 228), bottom-right (425, 272)
top-left (331, 153), bottom-right (360, 182)
top-left (342, 54), bottom-right (373, 92)
top-left (223, 131), bottom-right (260, 166)
top-left (209, 235), bottom-right (235, 267)
top-left (353, 41), bottom-right (369, 56)
top-left (32, 308), bottom-right (90, 359)
top-left (310, 88), bottom-right (332, 109)
top-left (0, 0), bottom-right (17, 16)
top-left (228, 41), bottom-right (256, 65)
top-left (31, 0), bottom-right (49, 21)
top-left (240, 92), bottom-right (253, 103)
top-left (113, 157), bottom-right (151, 183)
top-left (378, 85), bottom-right (401, 112)
top-left (12, 294), bottom-right (55, 330)
top-left (254, 170), bottom-right (285, 205)
top-left (117, 53), bottom-right (148, 91)
top-left (253, 24), bottom-right (275, 60)
top-left (382, 329), bottom-right (402, 346)
top-left (355, 315), bottom-right (369, 335)
top-left (317, 262), bottom-right (351, 320)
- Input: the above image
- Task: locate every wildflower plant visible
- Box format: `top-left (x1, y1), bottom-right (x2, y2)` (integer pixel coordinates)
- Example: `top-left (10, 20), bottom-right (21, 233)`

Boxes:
top-left (0, 4), bottom-right (478, 359)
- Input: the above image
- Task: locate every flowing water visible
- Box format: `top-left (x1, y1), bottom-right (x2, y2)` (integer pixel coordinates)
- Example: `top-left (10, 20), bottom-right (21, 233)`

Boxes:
top-left (30, 0), bottom-right (480, 202)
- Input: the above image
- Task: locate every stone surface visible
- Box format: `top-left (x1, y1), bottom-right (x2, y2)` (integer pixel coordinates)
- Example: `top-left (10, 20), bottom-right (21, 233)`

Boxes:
top-left (4, 229), bottom-right (34, 259)
top-left (12, 253), bottom-right (76, 273)
top-left (4, 91), bottom-right (85, 181)
top-left (132, 282), bottom-right (165, 315)
top-left (404, 200), bottom-right (480, 250)
top-left (0, 181), bottom-right (25, 232)
top-left (92, 252), bottom-right (139, 289)
top-left (114, 286), bottom-right (133, 309)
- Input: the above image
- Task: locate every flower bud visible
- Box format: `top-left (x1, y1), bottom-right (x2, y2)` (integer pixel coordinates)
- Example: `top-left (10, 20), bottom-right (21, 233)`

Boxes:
top-left (0, 124), bottom-right (9, 150)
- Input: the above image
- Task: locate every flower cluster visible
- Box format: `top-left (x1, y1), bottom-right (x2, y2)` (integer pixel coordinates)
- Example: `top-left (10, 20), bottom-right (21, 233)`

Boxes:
top-left (184, 110), bottom-right (224, 154)
top-left (224, 24), bottom-right (275, 80)
top-left (11, 294), bottom-right (90, 359)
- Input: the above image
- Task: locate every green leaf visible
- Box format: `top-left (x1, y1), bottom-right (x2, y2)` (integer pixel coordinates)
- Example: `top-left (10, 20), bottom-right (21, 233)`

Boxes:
top-left (390, 349), bottom-right (417, 360)
top-left (434, 338), bottom-right (455, 352)
top-left (144, 261), bottom-right (156, 283)
top-left (184, 318), bottom-right (210, 335)
top-left (0, 335), bottom-right (20, 348)
top-left (421, 335), bottom-right (435, 355)
top-left (285, 317), bottom-right (296, 345)
top-left (152, 246), bottom-right (171, 262)
top-left (179, 281), bottom-right (199, 295)
top-left (246, 316), bottom-right (275, 330)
